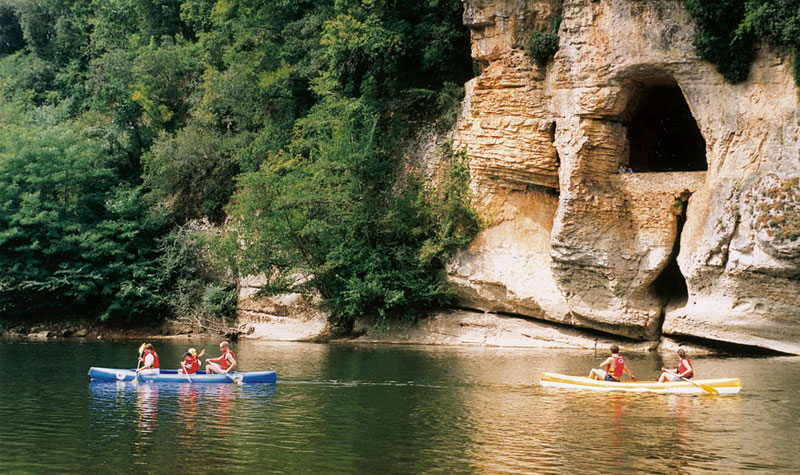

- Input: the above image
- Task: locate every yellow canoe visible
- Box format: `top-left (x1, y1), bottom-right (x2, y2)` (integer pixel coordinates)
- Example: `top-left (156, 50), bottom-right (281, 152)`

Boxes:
top-left (540, 372), bottom-right (742, 395)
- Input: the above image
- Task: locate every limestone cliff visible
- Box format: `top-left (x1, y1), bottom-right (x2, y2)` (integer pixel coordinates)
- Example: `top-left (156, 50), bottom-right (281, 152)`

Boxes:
top-left (451, 0), bottom-right (800, 353)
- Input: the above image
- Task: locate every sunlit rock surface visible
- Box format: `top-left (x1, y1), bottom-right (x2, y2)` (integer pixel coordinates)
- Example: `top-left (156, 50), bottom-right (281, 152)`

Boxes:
top-left (350, 310), bottom-right (655, 351)
top-left (238, 276), bottom-right (328, 341)
top-left (451, 0), bottom-right (800, 353)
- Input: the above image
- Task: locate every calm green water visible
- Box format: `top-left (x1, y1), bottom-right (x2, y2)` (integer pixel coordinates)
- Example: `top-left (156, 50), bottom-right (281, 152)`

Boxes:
top-left (1, 340), bottom-right (799, 474)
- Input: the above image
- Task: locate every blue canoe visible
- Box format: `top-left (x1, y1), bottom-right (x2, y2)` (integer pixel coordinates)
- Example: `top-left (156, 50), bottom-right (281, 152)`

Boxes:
top-left (88, 367), bottom-right (277, 384)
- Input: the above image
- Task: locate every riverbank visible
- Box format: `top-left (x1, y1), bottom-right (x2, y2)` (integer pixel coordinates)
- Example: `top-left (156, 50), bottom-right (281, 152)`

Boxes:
top-left (0, 319), bottom-right (203, 341)
top-left (0, 308), bottom-right (720, 356)
top-left (237, 306), bottom-right (721, 355)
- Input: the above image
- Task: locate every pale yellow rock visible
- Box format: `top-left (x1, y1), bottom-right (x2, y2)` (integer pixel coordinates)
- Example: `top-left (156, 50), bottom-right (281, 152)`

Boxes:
top-left (453, 0), bottom-right (800, 352)
top-left (350, 310), bottom-right (656, 350)
top-left (238, 290), bottom-right (329, 342)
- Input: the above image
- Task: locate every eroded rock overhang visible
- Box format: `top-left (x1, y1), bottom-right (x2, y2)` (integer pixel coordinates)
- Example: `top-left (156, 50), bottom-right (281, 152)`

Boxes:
top-left (450, 0), bottom-right (800, 353)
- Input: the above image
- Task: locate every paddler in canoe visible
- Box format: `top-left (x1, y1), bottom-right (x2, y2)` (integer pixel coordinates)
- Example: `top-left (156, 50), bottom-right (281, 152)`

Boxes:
top-left (205, 341), bottom-right (237, 374)
top-left (588, 344), bottom-right (637, 382)
top-left (179, 348), bottom-right (205, 375)
top-left (136, 343), bottom-right (160, 374)
top-left (658, 348), bottom-right (694, 382)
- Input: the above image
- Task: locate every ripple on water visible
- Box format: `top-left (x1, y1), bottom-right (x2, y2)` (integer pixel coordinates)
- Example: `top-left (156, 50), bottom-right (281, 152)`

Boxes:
top-left (3, 342), bottom-right (800, 473)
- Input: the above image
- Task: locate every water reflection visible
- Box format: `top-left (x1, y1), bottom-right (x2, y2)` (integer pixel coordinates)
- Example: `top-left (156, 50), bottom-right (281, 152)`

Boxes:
top-left (136, 383), bottom-right (159, 434)
top-left (5, 342), bottom-right (800, 473)
top-left (178, 384), bottom-right (199, 432)
top-left (213, 384), bottom-right (236, 440)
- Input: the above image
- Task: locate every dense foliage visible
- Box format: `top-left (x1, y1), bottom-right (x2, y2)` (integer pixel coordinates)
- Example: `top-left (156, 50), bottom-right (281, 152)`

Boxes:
top-left (526, 16), bottom-right (561, 67)
top-left (685, 0), bottom-right (800, 87)
top-left (0, 1), bottom-right (475, 326)
top-left (225, 97), bottom-right (479, 329)
top-left (0, 123), bottom-right (168, 320)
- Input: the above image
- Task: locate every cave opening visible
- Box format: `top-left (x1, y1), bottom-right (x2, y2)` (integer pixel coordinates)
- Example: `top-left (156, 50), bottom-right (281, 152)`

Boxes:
top-left (625, 82), bottom-right (707, 172)
top-left (653, 200), bottom-right (689, 304)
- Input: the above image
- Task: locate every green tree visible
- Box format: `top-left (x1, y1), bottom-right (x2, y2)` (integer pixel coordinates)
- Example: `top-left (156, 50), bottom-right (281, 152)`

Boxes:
top-left (686, 0), bottom-right (755, 82)
top-left (86, 48), bottom-right (149, 158)
top-left (0, 0), bottom-right (477, 328)
top-left (0, 123), bottom-right (167, 321)
top-left (319, 0), bottom-right (471, 98)
top-left (143, 122), bottom-right (245, 224)
top-left (226, 96), bottom-right (479, 330)
top-left (0, 6), bottom-right (25, 56)
top-left (130, 38), bottom-right (202, 133)
top-left (526, 16), bottom-right (561, 67)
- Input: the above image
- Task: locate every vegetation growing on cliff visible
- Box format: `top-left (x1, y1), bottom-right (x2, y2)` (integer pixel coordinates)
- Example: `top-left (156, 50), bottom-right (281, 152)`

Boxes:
top-left (0, 1), bottom-right (475, 326)
top-left (526, 16), bottom-right (562, 67)
top-left (749, 175), bottom-right (800, 243)
top-left (685, 0), bottom-right (800, 88)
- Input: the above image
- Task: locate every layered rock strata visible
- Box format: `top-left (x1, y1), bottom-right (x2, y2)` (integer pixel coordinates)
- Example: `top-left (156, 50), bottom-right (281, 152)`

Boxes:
top-left (451, 0), bottom-right (800, 353)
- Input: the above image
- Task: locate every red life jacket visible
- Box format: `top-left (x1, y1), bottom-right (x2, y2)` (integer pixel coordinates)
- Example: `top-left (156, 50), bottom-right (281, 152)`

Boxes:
top-left (610, 354), bottom-right (625, 379)
top-left (189, 355), bottom-right (200, 374)
top-left (145, 349), bottom-right (160, 369)
top-left (678, 358), bottom-right (693, 378)
top-left (220, 350), bottom-right (236, 370)
top-left (180, 359), bottom-right (191, 374)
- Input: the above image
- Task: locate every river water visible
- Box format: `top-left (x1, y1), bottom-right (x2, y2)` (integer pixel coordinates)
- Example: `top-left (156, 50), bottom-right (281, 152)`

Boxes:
top-left (1, 339), bottom-right (798, 473)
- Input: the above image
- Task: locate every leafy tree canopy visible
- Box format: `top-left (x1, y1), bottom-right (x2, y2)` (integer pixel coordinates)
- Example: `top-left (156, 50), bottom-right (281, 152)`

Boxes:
top-left (0, 0), bottom-right (475, 326)
top-left (0, 123), bottom-right (168, 321)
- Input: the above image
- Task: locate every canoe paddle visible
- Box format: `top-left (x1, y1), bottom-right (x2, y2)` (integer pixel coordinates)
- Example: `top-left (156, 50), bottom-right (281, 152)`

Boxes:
top-left (665, 370), bottom-right (718, 395)
top-left (226, 372), bottom-right (242, 385)
top-left (133, 342), bottom-right (146, 384)
top-left (181, 362), bottom-right (192, 383)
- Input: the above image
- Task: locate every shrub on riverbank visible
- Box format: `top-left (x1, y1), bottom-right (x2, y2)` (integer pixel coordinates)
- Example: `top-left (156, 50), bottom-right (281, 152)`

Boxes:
top-left (0, 123), bottom-right (168, 322)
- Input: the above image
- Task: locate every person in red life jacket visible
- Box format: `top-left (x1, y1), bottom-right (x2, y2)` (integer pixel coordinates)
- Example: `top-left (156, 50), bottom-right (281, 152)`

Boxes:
top-left (137, 343), bottom-right (160, 374)
top-left (178, 348), bottom-right (206, 374)
top-left (205, 341), bottom-right (237, 374)
top-left (658, 348), bottom-right (694, 382)
top-left (179, 352), bottom-right (193, 374)
top-left (189, 348), bottom-right (205, 373)
top-left (588, 345), bottom-right (636, 382)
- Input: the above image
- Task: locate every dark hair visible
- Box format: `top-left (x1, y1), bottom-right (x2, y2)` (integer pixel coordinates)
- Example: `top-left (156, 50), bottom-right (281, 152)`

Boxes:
top-left (184, 352), bottom-right (191, 357)
top-left (677, 348), bottom-right (686, 358)
top-left (610, 344), bottom-right (619, 354)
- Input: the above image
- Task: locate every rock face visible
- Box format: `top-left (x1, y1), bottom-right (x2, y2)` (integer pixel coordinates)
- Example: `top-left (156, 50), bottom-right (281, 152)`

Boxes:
top-left (350, 309), bottom-right (655, 351)
top-left (452, 0), bottom-right (800, 353)
top-left (238, 275), bottom-right (329, 341)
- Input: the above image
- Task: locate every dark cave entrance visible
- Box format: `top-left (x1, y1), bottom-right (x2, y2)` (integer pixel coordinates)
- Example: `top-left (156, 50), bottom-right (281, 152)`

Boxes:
top-left (625, 82), bottom-right (707, 172)
top-left (652, 199), bottom-right (689, 304)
